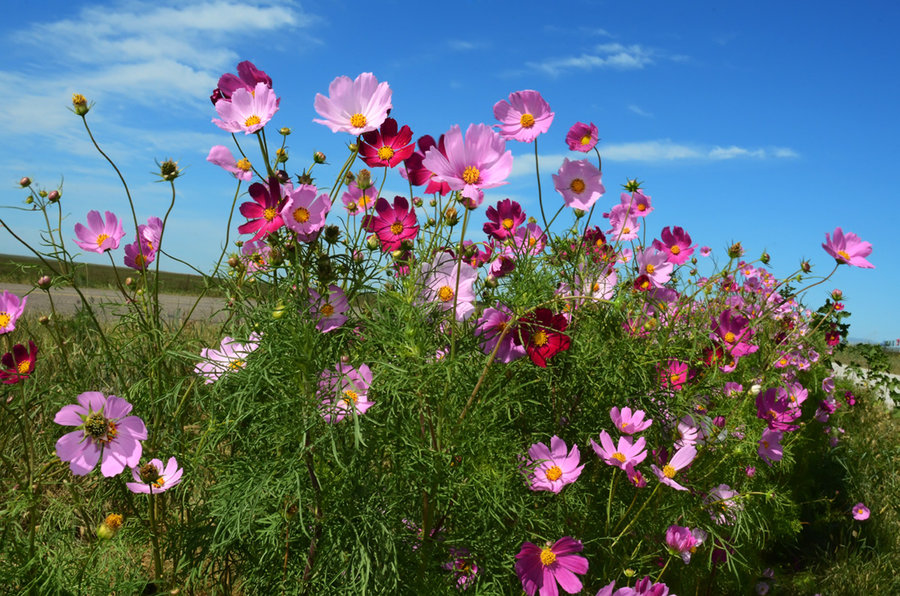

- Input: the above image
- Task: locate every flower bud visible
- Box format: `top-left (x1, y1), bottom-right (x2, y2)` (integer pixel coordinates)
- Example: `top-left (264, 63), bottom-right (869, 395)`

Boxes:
top-left (366, 235), bottom-right (380, 250)
top-left (272, 301), bottom-right (286, 319)
top-left (831, 289), bottom-right (843, 301)
top-left (19, 177), bottom-right (31, 188)
top-left (691, 257), bottom-right (697, 265)
top-left (352, 250), bottom-right (364, 263)
top-left (573, 208), bottom-right (585, 218)
top-left (323, 225), bottom-right (341, 244)
top-left (412, 196), bottom-right (423, 207)
top-left (72, 93), bottom-right (90, 116)
top-left (269, 249), bottom-right (283, 266)
top-left (39, 190), bottom-right (47, 198)
top-left (25, 196), bottom-right (33, 205)
top-left (158, 159), bottom-right (181, 182)
top-left (391, 249), bottom-right (404, 260)
top-left (47, 190), bottom-right (60, 203)
top-left (125, 277), bottom-right (134, 286)
top-left (623, 178), bottom-right (642, 192)
top-left (97, 513), bottom-right (124, 540)
top-left (275, 169), bottom-right (290, 184)
top-left (39, 315), bottom-right (50, 325)
top-left (760, 251), bottom-right (770, 265)
top-left (800, 260), bottom-right (811, 273)
top-left (527, 216), bottom-right (537, 225)
top-left (484, 274), bottom-right (498, 288)
top-left (296, 172), bottom-right (313, 185)
top-left (727, 242), bottom-right (744, 258)
top-left (749, 384), bottom-right (762, 396)
top-left (427, 217), bottom-right (436, 227)
top-left (443, 207), bottom-right (458, 226)
top-left (313, 151), bottom-right (326, 164)
top-left (348, 143), bottom-right (358, 152)
top-left (227, 256), bottom-right (240, 268)
top-left (275, 148), bottom-right (288, 163)
top-left (428, 199), bottom-right (437, 207)
top-left (37, 275), bottom-right (51, 289)
top-left (279, 127), bottom-right (292, 136)
top-left (356, 169), bottom-right (372, 190)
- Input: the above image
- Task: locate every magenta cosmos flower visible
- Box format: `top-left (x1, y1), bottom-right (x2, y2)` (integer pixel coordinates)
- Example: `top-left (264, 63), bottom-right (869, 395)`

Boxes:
top-left (493, 90), bottom-right (554, 143)
top-left (652, 226), bottom-right (695, 265)
top-left (704, 484), bottom-right (742, 525)
top-left (210, 60), bottom-right (273, 105)
top-left (54, 392), bottom-right (148, 477)
top-left (195, 333), bottom-right (261, 384)
top-left (515, 536), bottom-right (589, 596)
top-left (474, 304), bottom-right (526, 363)
top-left (565, 122), bottom-right (598, 152)
top-left (124, 239), bottom-right (154, 270)
top-left (421, 253), bottom-right (478, 321)
top-left (524, 436), bottom-right (585, 493)
top-left (852, 502), bottom-right (870, 520)
top-left (591, 431), bottom-right (647, 470)
top-left (308, 285), bottom-right (349, 333)
top-left (822, 227), bottom-right (874, 268)
top-left (0, 291), bottom-right (27, 335)
top-left (610, 407), bottom-right (652, 434)
top-left (207, 145), bottom-right (253, 181)
top-left (553, 158), bottom-right (605, 210)
top-left (238, 177), bottom-right (287, 242)
top-left (0, 340), bottom-right (37, 384)
top-left (281, 184), bottom-right (330, 242)
top-left (422, 123), bottom-right (513, 206)
top-left (665, 525), bottom-right (707, 564)
top-left (362, 196), bottom-right (419, 252)
top-left (515, 308), bottom-right (570, 368)
top-left (318, 363), bottom-right (374, 423)
top-left (212, 82), bottom-right (279, 135)
top-left (126, 457), bottom-right (184, 494)
top-left (757, 428), bottom-right (784, 465)
top-left (621, 190), bottom-right (653, 218)
top-left (313, 72), bottom-right (392, 135)
top-left (401, 134), bottom-right (452, 196)
top-left (359, 117), bottom-right (415, 168)
top-left (483, 198), bottom-right (526, 240)
top-left (74, 210), bottom-right (125, 253)
top-left (596, 577), bottom-right (673, 596)
top-left (651, 444), bottom-right (697, 491)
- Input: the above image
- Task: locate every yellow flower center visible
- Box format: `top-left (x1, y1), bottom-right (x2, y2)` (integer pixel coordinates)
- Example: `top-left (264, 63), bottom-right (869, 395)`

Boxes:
top-left (545, 465), bottom-right (563, 481)
top-left (293, 207), bottom-right (310, 223)
top-left (645, 264), bottom-right (655, 274)
top-left (540, 547), bottom-right (556, 566)
top-left (724, 331), bottom-right (736, 344)
top-left (244, 115), bottom-right (261, 127)
top-left (779, 358), bottom-right (788, 366)
top-left (390, 221), bottom-right (404, 235)
top-left (761, 439), bottom-right (769, 449)
top-left (236, 158), bottom-right (252, 171)
top-left (133, 253), bottom-right (146, 268)
top-left (520, 113), bottom-right (535, 128)
top-left (637, 203), bottom-right (646, 212)
top-left (612, 452), bottom-right (626, 463)
top-left (663, 464), bottom-right (677, 479)
top-left (377, 146), bottom-right (394, 161)
top-left (350, 113), bottom-right (367, 128)
top-left (343, 389), bottom-right (358, 405)
top-left (228, 359), bottom-right (245, 371)
top-left (152, 476), bottom-right (166, 489)
top-left (592, 282), bottom-right (601, 293)
top-left (358, 194), bottom-right (372, 210)
top-left (104, 513), bottom-right (123, 530)
top-left (623, 227), bottom-right (631, 234)
top-left (669, 373), bottom-right (681, 385)
top-left (18, 360), bottom-right (31, 374)
top-left (0, 313), bottom-right (10, 329)
top-left (502, 218), bottom-right (514, 230)
top-left (532, 330), bottom-right (548, 346)
top-left (528, 237), bottom-right (537, 247)
top-left (438, 286), bottom-right (454, 302)
top-left (580, 134), bottom-right (591, 145)
top-left (462, 166), bottom-right (480, 185)
top-left (837, 249), bottom-right (851, 262)
top-left (263, 207), bottom-right (278, 221)
top-left (320, 303), bottom-right (335, 317)
top-left (95, 233), bottom-right (109, 247)
top-left (569, 178), bottom-right (586, 194)
top-left (670, 244), bottom-right (680, 254)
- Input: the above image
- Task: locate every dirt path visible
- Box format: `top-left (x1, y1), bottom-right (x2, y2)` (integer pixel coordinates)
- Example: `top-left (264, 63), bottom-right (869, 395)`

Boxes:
top-left (0, 282), bottom-right (230, 324)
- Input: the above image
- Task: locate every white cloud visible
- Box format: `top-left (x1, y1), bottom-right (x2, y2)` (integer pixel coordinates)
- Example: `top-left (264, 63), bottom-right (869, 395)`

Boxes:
top-left (526, 43), bottom-right (658, 77)
top-left (627, 104), bottom-right (653, 118)
top-left (447, 39), bottom-right (488, 51)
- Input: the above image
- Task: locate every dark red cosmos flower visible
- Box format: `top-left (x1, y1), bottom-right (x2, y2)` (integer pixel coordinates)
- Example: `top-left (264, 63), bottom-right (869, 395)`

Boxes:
top-left (359, 118), bottom-right (415, 168)
top-left (0, 340), bottom-right (37, 384)
top-left (400, 135), bottom-right (452, 195)
top-left (211, 60), bottom-right (274, 105)
top-left (238, 177), bottom-right (287, 242)
top-left (514, 308), bottom-right (570, 367)
top-left (361, 196), bottom-right (419, 252)
top-left (483, 198), bottom-right (525, 241)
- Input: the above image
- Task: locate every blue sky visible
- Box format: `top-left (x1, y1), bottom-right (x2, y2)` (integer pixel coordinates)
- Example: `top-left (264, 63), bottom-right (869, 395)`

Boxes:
top-left (1, 0), bottom-right (897, 342)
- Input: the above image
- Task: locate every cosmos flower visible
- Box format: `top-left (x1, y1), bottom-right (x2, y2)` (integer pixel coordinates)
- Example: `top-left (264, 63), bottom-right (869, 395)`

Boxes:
top-left (210, 60), bottom-right (273, 105)
top-left (318, 363), bottom-right (374, 423)
top-left (207, 145), bottom-right (253, 181)
top-left (590, 431), bottom-right (647, 470)
top-left (126, 457), bottom-right (184, 494)
top-left (665, 525), bottom-right (707, 564)
top-left (400, 134), bottom-right (452, 195)
top-left (474, 304), bottom-right (526, 363)
top-left (852, 502), bottom-right (870, 521)
top-left (704, 484), bottom-right (742, 525)
top-left (74, 211), bottom-right (125, 254)
top-left (524, 436), bottom-right (585, 493)
top-left (0, 340), bottom-right (37, 384)
top-left (313, 72), bottom-right (392, 135)
top-left (565, 121), bottom-right (598, 152)
top-left (123, 239), bottom-right (154, 270)
top-left (54, 392), bottom-right (148, 477)
top-left (621, 190), bottom-right (653, 218)
top-left (421, 253), bottom-right (478, 322)
top-left (212, 82), bottom-right (279, 134)
top-left (822, 227), bottom-right (874, 268)
top-left (610, 407), bottom-right (652, 434)
top-left (514, 308), bottom-right (570, 368)
top-left (493, 89), bottom-right (554, 143)
top-left (652, 226), bottom-right (695, 264)
top-left (757, 428), bottom-right (784, 465)
top-left (358, 117), bottom-right (415, 168)
top-left (515, 536), bottom-right (589, 596)
top-left (281, 184), bottom-right (330, 242)
top-left (553, 158), bottom-right (605, 210)
top-left (195, 333), bottom-right (261, 384)
top-left (483, 198), bottom-right (526, 240)
top-left (361, 196), bottom-right (419, 252)
top-left (340, 181), bottom-right (379, 216)
top-left (651, 444), bottom-right (697, 491)
top-left (238, 177), bottom-right (288, 242)
top-left (0, 291), bottom-right (27, 335)
top-left (308, 285), bottom-right (349, 333)
top-left (442, 547), bottom-right (479, 591)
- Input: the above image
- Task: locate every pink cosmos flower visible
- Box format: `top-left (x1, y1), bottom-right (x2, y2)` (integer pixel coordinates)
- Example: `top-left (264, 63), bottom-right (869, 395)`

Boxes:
top-left (207, 145), bottom-right (253, 181)
top-left (822, 227), bottom-right (874, 268)
top-left (313, 72), bottom-right (392, 135)
top-left (565, 122), bottom-right (598, 152)
top-left (610, 407), bottom-right (652, 434)
top-left (665, 525), bottom-right (707, 564)
top-left (318, 363), bottom-right (374, 423)
top-left (515, 536), bottom-right (589, 596)
top-left (54, 392), bottom-right (148, 477)
top-left (852, 502), bottom-right (870, 521)
top-left (590, 431), bottom-right (647, 470)
top-left (493, 89), bottom-right (554, 143)
top-left (195, 333), bottom-right (261, 384)
top-left (0, 340), bottom-right (37, 384)
top-left (651, 444), bottom-right (697, 491)
top-left (281, 184), bottom-right (330, 242)
top-left (474, 304), bottom-right (526, 363)
top-left (400, 134), bottom-right (452, 196)
top-left (621, 190), bottom-right (653, 218)
top-left (212, 82), bottom-right (279, 134)
top-left (308, 285), bottom-right (349, 333)
top-left (74, 210), bottom-right (125, 253)
top-left (442, 547), bottom-right (479, 590)
top-left (124, 239), bottom-right (154, 270)
top-left (362, 196), bottom-right (419, 252)
top-left (636, 248), bottom-right (674, 288)
top-left (660, 360), bottom-right (692, 392)
top-left (597, 577), bottom-right (673, 596)
top-left (757, 428), bottom-right (784, 465)
top-left (755, 388), bottom-right (800, 431)
top-left (241, 239), bottom-right (271, 273)
top-left (126, 457), bottom-right (184, 494)
top-left (0, 291), bottom-right (27, 335)
top-left (238, 177), bottom-right (287, 242)
top-left (605, 204), bottom-right (639, 241)
top-left (483, 198), bottom-right (526, 240)
top-left (652, 226), bottom-right (695, 264)
top-left (711, 309), bottom-right (758, 358)
top-left (340, 181), bottom-right (378, 216)
top-left (422, 123), bottom-right (513, 206)
top-left (358, 118), bottom-right (415, 168)
top-left (700, 246), bottom-right (711, 257)
top-left (524, 436), bottom-right (585, 493)
top-left (704, 484), bottom-right (742, 525)
top-left (513, 222), bottom-right (547, 256)
top-left (421, 253), bottom-right (478, 321)
top-left (139, 217), bottom-right (163, 255)
top-left (553, 158), bottom-right (605, 210)
top-left (210, 60), bottom-right (273, 105)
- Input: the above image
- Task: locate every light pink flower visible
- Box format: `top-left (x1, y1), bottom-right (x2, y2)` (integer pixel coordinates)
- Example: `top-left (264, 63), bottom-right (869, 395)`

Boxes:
top-left (421, 253), bottom-right (478, 321)
top-left (493, 89), bottom-right (554, 143)
top-left (553, 158), bottom-right (605, 210)
top-left (704, 484), bottom-right (742, 525)
top-left (515, 536), bottom-right (588, 596)
top-left (313, 72), bottom-right (392, 135)
top-left (524, 436), bottom-right (584, 493)
top-left (757, 428), bottom-right (784, 465)
top-left (207, 145), bottom-right (253, 181)
top-left (340, 181), bottom-right (378, 216)
top-left (126, 457), bottom-right (184, 494)
top-left (665, 525), bottom-right (707, 563)
top-left (308, 285), bottom-right (349, 333)
top-left (651, 445), bottom-right (697, 491)
top-left (852, 502), bottom-right (870, 520)
top-left (610, 407), bottom-right (652, 434)
top-left (822, 227), bottom-right (874, 268)
top-left (318, 363), bottom-right (374, 423)
top-left (281, 184), bottom-right (330, 242)
top-left (195, 334), bottom-right (261, 384)
top-left (0, 291), bottom-right (27, 335)
top-left (590, 431), bottom-right (647, 470)
top-left (74, 210), bottom-right (125, 253)
top-left (212, 82), bottom-right (279, 134)
top-left (636, 248), bottom-right (674, 287)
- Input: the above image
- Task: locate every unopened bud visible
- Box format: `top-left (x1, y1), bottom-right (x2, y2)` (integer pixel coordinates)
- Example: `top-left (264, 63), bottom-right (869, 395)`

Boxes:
top-left (412, 196), bottom-right (423, 207)
top-left (296, 172), bottom-right (313, 185)
top-left (323, 225), bottom-right (341, 244)
top-left (275, 148), bottom-right (288, 163)
top-left (623, 178), bottom-right (642, 192)
top-left (484, 275), bottom-right (498, 288)
top-left (366, 235), bottom-right (380, 250)
top-left (279, 127), bottom-right (292, 136)
top-left (443, 207), bottom-right (458, 226)
top-left (25, 196), bottom-right (33, 205)
top-left (39, 315), bottom-right (50, 325)
top-left (39, 190), bottom-right (48, 198)
top-left (760, 251), bottom-right (770, 265)
top-left (19, 177), bottom-right (31, 188)
top-left (527, 216), bottom-right (537, 225)
top-left (72, 93), bottom-right (90, 116)
top-left (97, 513), bottom-right (123, 540)
top-left (47, 190), bottom-right (60, 203)
top-left (356, 169), bottom-right (372, 190)
top-left (227, 256), bottom-right (240, 268)
top-left (831, 289), bottom-right (843, 301)
top-left (276, 169), bottom-right (290, 184)
top-left (37, 275), bottom-right (51, 289)
top-left (272, 301), bottom-right (286, 319)
top-left (158, 159), bottom-right (181, 182)
top-left (352, 250), bottom-right (364, 263)
top-left (749, 384), bottom-right (762, 396)
top-left (727, 242), bottom-right (744, 259)
top-left (348, 143), bottom-right (358, 152)
top-left (124, 277), bottom-right (134, 286)
top-left (391, 249), bottom-right (404, 260)
top-left (573, 208), bottom-right (585, 218)
top-left (427, 217), bottom-right (436, 227)
top-left (313, 151), bottom-right (326, 164)
top-left (800, 260), bottom-right (811, 273)
top-left (429, 199), bottom-right (437, 207)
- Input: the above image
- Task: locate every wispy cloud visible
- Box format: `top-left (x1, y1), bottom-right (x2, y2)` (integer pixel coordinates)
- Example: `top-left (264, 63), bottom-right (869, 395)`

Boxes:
top-left (627, 104), bottom-right (653, 118)
top-left (524, 43), bottom-right (660, 77)
top-left (447, 39), bottom-right (488, 51)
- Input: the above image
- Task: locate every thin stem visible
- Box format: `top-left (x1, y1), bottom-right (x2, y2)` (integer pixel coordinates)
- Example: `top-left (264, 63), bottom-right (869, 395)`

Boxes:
top-left (147, 494), bottom-right (164, 581)
top-left (534, 140), bottom-right (548, 230)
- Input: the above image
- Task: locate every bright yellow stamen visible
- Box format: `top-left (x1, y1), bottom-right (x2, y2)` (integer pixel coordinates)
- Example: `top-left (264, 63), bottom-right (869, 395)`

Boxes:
top-left (837, 250), bottom-right (851, 262)
top-left (569, 178), bottom-right (586, 194)
top-left (236, 158), bottom-right (251, 171)
top-left (104, 513), bottom-right (123, 530)
top-left (580, 134), bottom-right (591, 145)
top-left (545, 465), bottom-right (562, 481)
top-left (592, 282), bottom-right (601, 293)
top-left (645, 264), bottom-right (655, 274)
top-left (358, 195), bottom-right (372, 209)
top-left (663, 464), bottom-right (677, 479)
top-left (293, 207), bottom-right (310, 223)
top-left (350, 113), bottom-right (367, 128)
top-left (670, 374), bottom-right (681, 385)
top-left (377, 146), bottom-right (395, 161)
top-left (244, 115), bottom-right (261, 127)
top-left (724, 331), bottom-right (736, 343)
top-left (0, 313), bottom-right (10, 329)
top-left (390, 221), bottom-right (404, 235)
top-left (152, 476), bottom-right (165, 489)
top-left (263, 207), bottom-right (277, 221)
top-left (228, 359), bottom-right (245, 371)
top-left (520, 113), bottom-right (535, 128)
top-left (623, 227), bottom-right (631, 234)
top-left (761, 440), bottom-right (769, 449)
top-left (133, 254), bottom-right (146, 268)
top-left (320, 303), bottom-right (335, 317)
top-left (528, 237), bottom-right (537, 247)
top-left (501, 218), bottom-right (514, 230)
top-left (540, 547), bottom-right (556, 566)
top-left (95, 233), bottom-right (109, 247)
top-left (637, 203), bottom-right (646, 212)
top-left (462, 166), bottom-right (480, 184)
top-left (343, 389), bottom-right (358, 404)
top-left (532, 330), bottom-right (548, 346)
top-left (612, 452), bottom-right (626, 463)
top-left (18, 360), bottom-right (31, 374)
top-left (670, 244), bottom-right (680, 254)
top-left (438, 286), bottom-right (454, 302)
